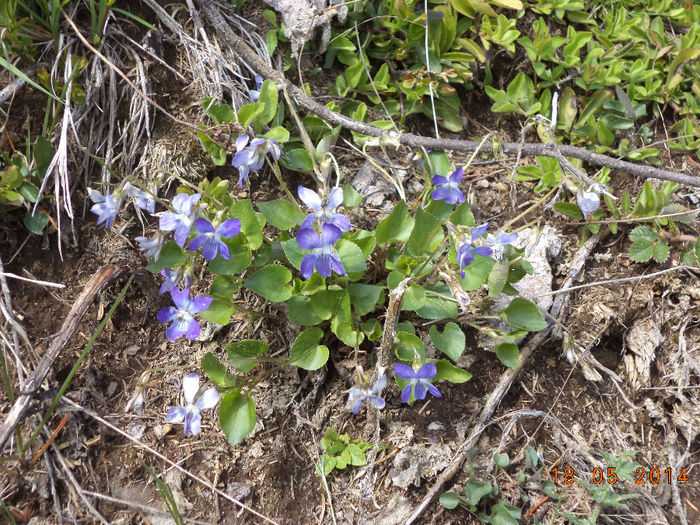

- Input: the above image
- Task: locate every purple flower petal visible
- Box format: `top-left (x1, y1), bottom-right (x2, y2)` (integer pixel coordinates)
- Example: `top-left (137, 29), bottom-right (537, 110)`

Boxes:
top-left (413, 382), bottom-right (427, 400)
top-left (473, 245), bottom-right (493, 257)
top-left (185, 318), bottom-right (201, 340)
top-left (300, 254), bottom-right (317, 278)
top-left (432, 175), bottom-right (449, 185)
top-left (188, 234), bottom-right (205, 253)
top-left (415, 363), bottom-right (437, 379)
top-left (218, 241), bottom-right (230, 259)
top-left (195, 387), bottom-right (220, 410)
top-left (184, 409), bottom-right (201, 436)
top-left (431, 187), bottom-right (449, 202)
top-left (159, 212), bottom-right (180, 232)
top-left (444, 187), bottom-right (465, 205)
top-left (174, 222), bottom-right (192, 247)
top-left (157, 307), bottom-right (177, 323)
top-left (191, 296), bottom-right (213, 313)
top-left (300, 215), bottom-right (317, 229)
top-left (401, 385), bottom-right (412, 403)
top-left (235, 134), bottom-right (249, 151)
top-left (217, 219), bottom-right (241, 238)
top-left (166, 323), bottom-right (187, 342)
top-left (449, 167), bottom-right (464, 183)
top-left (166, 406), bottom-right (186, 423)
top-left (427, 383), bottom-right (442, 398)
top-left (297, 228), bottom-right (321, 250)
top-left (369, 395), bottom-right (385, 409)
top-left (330, 255), bottom-right (346, 276)
top-left (327, 187), bottom-right (344, 209)
top-left (298, 186), bottom-right (322, 211)
top-left (329, 214), bottom-right (351, 232)
top-left (470, 223), bottom-right (490, 240)
top-left (319, 223), bottom-right (342, 246)
top-left (182, 373), bottom-right (199, 404)
top-left (372, 375), bottom-right (387, 393)
top-left (195, 218), bottom-right (214, 234)
top-left (352, 399), bottom-right (363, 414)
top-left (171, 288), bottom-right (191, 310)
top-left (201, 237), bottom-right (219, 260)
top-left (316, 254), bottom-right (332, 277)
top-left (394, 363), bottom-right (415, 379)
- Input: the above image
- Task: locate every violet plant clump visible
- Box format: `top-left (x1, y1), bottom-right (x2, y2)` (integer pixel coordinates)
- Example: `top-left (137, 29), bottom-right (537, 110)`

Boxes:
top-left (298, 186), bottom-right (351, 231)
top-left (431, 167), bottom-right (465, 205)
top-left (231, 136), bottom-right (281, 187)
top-left (456, 223), bottom-right (493, 278)
top-left (166, 373), bottom-right (219, 436)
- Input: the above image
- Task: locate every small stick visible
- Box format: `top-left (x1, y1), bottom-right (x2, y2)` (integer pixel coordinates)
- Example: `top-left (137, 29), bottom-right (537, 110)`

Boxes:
top-left (526, 495), bottom-right (550, 518)
top-left (0, 264), bottom-right (128, 452)
top-left (30, 413), bottom-right (70, 466)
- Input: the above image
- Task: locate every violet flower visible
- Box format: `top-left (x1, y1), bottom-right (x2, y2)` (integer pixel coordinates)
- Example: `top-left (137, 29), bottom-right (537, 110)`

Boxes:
top-left (159, 193), bottom-right (201, 247)
top-left (577, 183), bottom-right (604, 218)
top-left (188, 218), bottom-right (241, 260)
top-left (231, 137), bottom-right (281, 187)
top-left (159, 266), bottom-right (193, 295)
top-left (298, 186), bottom-right (350, 232)
top-left (124, 182), bottom-right (156, 214)
top-left (347, 375), bottom-right (387, 414)
top-left (88, 188), bottom-right (122, 228)
top-left (157, 287), bottom-right (212, 341)
top-left (431, 167), bottom-right (465, 205)
top-left (249, 75), bottom-right (263, 102)
top-left (166, 373), bottom-right (219, 436)
top-left (135, 232), bottom-right (166, 261)
top-left (297, 223), bottom-right (346, 279)
top-left (456, 223), bottom-right (493, 278)
top-left (486, 231), bottom-right (518, 260)
top-left (394, 363), bottom-right (441, 403)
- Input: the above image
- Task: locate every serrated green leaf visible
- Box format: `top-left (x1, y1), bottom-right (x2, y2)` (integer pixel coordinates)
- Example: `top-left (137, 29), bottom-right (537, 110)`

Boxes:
top-left (629, 226), bottom-right (657, 243)
top-left (237, 102), bottom-right (264, 128)
top-left (651, 239), bottom-right (669, 263)
top-left (219, 392), bottom-right (256, 446)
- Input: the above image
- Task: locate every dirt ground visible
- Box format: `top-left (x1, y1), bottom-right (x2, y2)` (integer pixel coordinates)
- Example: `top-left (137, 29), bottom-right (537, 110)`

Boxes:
top-left (1, 2), bottom-right (699, 524)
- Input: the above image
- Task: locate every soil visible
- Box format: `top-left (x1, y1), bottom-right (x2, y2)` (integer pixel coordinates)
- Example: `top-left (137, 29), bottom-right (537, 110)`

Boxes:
top-left (1, 2), bottom-right (698, 525)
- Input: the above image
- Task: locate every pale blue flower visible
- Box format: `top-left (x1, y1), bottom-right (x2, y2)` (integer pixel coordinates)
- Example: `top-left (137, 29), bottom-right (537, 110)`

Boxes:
top-left (457, 223), bottom-right (493, 278)
top-left (166, 373), bottom-right (219, 436)
top-left (135, 232), bottom-right (166, 261)
top-left (297, 224), bottom-right (346, 278)
top-left (188, 218), bottom-right (241, 260)
top-left (431, 168), bottom-right (465, 205)
top-left (157, 287), bottom-right (212, 341)
top-left (347, 375), bottom-right (386, 414)
top-left (231, 137), bottom-right (281, 187)
top-left (88, 188), bottom-right (122, 228)
top-left (159, 193), bottom-right (201, 247)
top-left (486, 231), bottom-right (518, 260)
top-left (298, 186), bottom-right (351, 232)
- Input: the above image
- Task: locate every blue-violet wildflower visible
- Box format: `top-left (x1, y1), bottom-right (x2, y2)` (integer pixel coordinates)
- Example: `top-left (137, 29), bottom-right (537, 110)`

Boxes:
top-left (486, 231), bottom-right (518, 260)
top-left (297, 223), bottom-right (346, 279)
top-left (431, 167), bottom-right (465, 205)
top-left (188, 218), bottom-right (241, 260)
top-left (231, 137), bottom-right (281, 187)
top-left (394, 363), bottom-right (442, 403)
top-left (166, 373), bottom-right (219, 436)
top-left (135, 232), bottom-right (166, 261)
top-left (347, 375), bottom-right (387, 414)
top-left (159, 193), bottom-right (201, 247)
top-left (298, 186), bottom-right (351, 232)
top-left (88, 188), bottom-right (122, 228)
top-left (577, 183), bottom-right (604, 218)
top-left (124, 182), bottom-right (156, 214)
top-left (456, 223), bottom-right (493, 278)
top-left (249, 75), bottom-right (263, 102)
top-left (159, 266), bottom-right (193, 295)
top-left (157, 287), bottom-right (212, 341)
